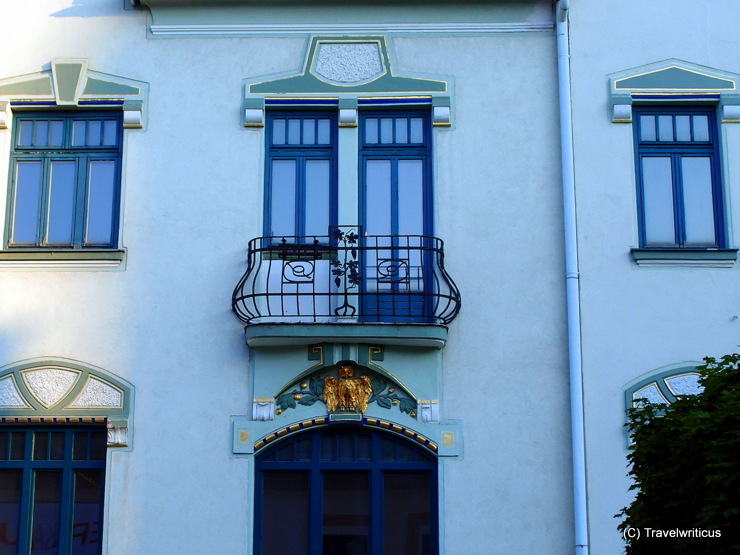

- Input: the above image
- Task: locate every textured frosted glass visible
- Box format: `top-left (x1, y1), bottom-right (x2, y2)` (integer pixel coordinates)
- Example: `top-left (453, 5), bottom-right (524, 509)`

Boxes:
top-left (682, 157), bottom-right (716, 245)
top-left (47, 161), bottom-right (77, 245)
top-left (85, 161), bottom-right (116, 245)
top-left (642, 157), bottom-right (676, 246)
top-left (12, 161), bottom-right (43, 244)
top-left (365, 160), bottom-right (391, 235)
top-left (304, 159), bottom-right (330, 237)
top-left (270, 160), bottom-right (296, 237)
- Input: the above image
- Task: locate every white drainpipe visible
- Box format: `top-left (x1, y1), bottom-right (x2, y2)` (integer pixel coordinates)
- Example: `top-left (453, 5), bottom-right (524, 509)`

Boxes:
top-left (556, 1), bottom-right (590, 553)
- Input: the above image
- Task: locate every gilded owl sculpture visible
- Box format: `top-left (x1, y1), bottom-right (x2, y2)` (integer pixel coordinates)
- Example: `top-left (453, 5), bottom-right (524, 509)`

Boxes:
top-left (323, 363), bottom-right (373, 413)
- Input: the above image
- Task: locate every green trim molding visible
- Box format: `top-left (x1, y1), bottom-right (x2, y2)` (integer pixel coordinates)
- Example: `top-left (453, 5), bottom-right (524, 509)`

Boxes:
top-left (630, 248), bottom-right (738, 269)
top-left (0, 59), bottom-right (148, 129)
top-left (0, 358), bottom-right (134, 448)
top-left (243, 36), bottom-right (452, 127)
top-left (607, 59), bottom-right (740, 123)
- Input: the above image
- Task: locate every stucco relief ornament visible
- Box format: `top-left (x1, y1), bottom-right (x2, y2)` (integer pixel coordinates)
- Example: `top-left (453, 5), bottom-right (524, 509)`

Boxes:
top-left (323, 363), bottom-right (373, 413)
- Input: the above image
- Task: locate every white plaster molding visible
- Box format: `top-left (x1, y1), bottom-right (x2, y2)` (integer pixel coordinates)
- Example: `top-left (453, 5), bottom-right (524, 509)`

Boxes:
top-left (244, 108), bottom-right (265, 127)
top-left (339, 109), bottom-right (358, 128)
top-left (418, 400), bottom-right (439, 423)
top-left (0, 109), bottom-right (7, 129)
top-left (722, 105), bottom-right (740, 123)
top-left (633, 258), bottom-right (736, 268)
top-left (612, 104), bottom-right (632, 123)
top-left (150, 22), bottom-right (554, 37)
top-left (433, 106), bottom-right (451, 126)
top-left (107, 426), bottom-right (129, 447)
top-left (123, 110), bottom-right (142, 129)
top-left (253, 399), bottom-right (275, 421)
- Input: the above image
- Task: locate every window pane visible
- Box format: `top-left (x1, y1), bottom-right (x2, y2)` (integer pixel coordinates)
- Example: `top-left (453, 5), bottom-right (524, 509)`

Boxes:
top-left (102, 121), bottom-right (117, 146)
top-left (303, 119), bottom-right (316, 145)
top-left (33, 432), bottom-right (49, 461)
top-left (365, 118), bottom-right (378, 144)
top-left (31, 471), bottom-right (61, 555)
top-left (287, 119), bottom-right (301, 145)
top-left (383, 472), bottom-right (432, 555)
top-left (410, 118), bottom-right (424, 143)
top-left (71, 471), bottom-right (102, 555)
top-left (675, 115), bottom-right (691, 141)
top-left (85, 161), bottom-right (117, 246)
top-left (380, 118), bottom-right (393, 144)
top-left (73, 432), bottom-right (88, 461)
top-left (33, 121), bottom-right (49, 147)
top-left (397, 160), bottom-right (424, 236)
top-left (365, 160), bottom-right (391, 235)
top-left (11, 161), bottom-right (43, 244)
top-left (46, 161), bottom-right (77, 245)
top-left (87, 121), bottom-right (102, 147)
top-left (50, 433), bottom-right (65, 461)
top-left (0, 431), bottom-right (7, 460)
top-left (0, 470), bottom-right (21, 555)
top-left (10, 432), bottom-right (25, 461)
top-left (395, 118), bottom-right (408, 144)
top-left (658, 115), bottom-right (674, 141)
top-left (317, 119), bottom-right (331, 144)
top-left (272, 119), bottom-right (286, 145)
top-left (681, 157), bottom-right (716, 246)
top-left (88, 432), bottom-right (106, 462)
top-left (641, 157), bottom-right (676, 246)
top-left (19, 121), bottom-right (34, 146)
top-left (323, 472), bottom-right (369, 555)
top-left (270, 160), bottom-right (297, 238)
top-left (72, 121), bottom-right (86, 147)
top-left (49, 122), bottom-right (64, 147)
top-left (304, 159), bottom-right (330, 237)
top-left (693, 115), bottom-right (709, 141)
top-left (640, 115), bottom-right (656, 141)
top-left (261, 473), bottom-right (308, 555)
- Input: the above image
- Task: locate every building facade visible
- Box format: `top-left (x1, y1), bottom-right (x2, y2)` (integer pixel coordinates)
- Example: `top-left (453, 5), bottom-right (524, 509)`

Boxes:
top-left (0, 1), bottom-right (736, 554)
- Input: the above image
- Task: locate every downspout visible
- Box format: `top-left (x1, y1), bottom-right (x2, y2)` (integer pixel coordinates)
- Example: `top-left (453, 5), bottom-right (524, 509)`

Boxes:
top-left (556, 1), bottom-right (589, 554)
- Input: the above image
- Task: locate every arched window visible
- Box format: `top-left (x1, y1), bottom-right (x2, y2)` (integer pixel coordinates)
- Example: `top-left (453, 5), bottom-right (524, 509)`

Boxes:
top-left (254, 425), bottom-right (438, 555)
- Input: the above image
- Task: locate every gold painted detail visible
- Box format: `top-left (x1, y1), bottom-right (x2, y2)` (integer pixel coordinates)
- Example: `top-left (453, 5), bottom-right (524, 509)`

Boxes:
top-left (323, 363), bottom-right (372, 413)
top-left (253, 417), bottom-right (331, 452)
top-left (0, 416), bottom-right (106, 424)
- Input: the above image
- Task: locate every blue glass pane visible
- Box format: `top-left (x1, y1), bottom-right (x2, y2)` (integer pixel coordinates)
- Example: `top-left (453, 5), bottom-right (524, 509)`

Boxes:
top-left (270, 160), bottom-right (297, 238)
top-left (365, 160), bottom-right (391, 235)
top-left (317, 119), bottom-right (331, 144)
top-left (49, 122), bottom-right (64, 147)
top-left (102, 121), bottom-right (118, 146)
top-left (395, 118), bottom-right (408, 143)
top-left (11, 161), bottom-right (43, 244)
top-left (410, 118), bottom-right (424, 143)
top-left (33, 432), bottom-right (49, 461)
top-left (304, 159), bottom-right (330, 237)
top-left (87, 121), bottom-right (101, 146)
top-left (71, 471), bottom-right (102, 555)
top-left (302, 119), bottom-right (316, 145)
top-left (261, 473), bottom-right (309, 555)
top-left (383, 473), bottom-right (431, 555)
top-left (0, 470), bottom-right (21, 555)
top-left (33, 121), bottom-right (49, 147)
top-left (675, 116), bottom-right (691, 141)
top-left (397, 160), bottom-right (424, 236)
top-left (10, 433), bottom-right (25, 461)
top-left (641, 157), bottom-right (676, 246)
top-left (681, 157), bottom-right (716, 246)
top-left (693, 115), bottom-right (709, 141)
top-left (287, 119), bottom-right (301, 145)
top-left (46, 161), bottom-right (77, 245)
top-left (380, 118), bottom-right (393, 144)
top-left (19, 121), bottom-right (34, 146)
top-left (31, 471), bottom-right (61, 555)
top-left (322, 472), bottom-right (369, 554)
top-left (272, 119), bottom-right (286, 145)
top-left (365, 118), bottom-right (378, 144)
top-left (72, 121), bottom-right (86, 147)
top-left (658, 115), bottom-right (673, 141)
top-left (85, 161), bottom-right (116, 246)
top-left (640, 115), bottom-right (656, 141)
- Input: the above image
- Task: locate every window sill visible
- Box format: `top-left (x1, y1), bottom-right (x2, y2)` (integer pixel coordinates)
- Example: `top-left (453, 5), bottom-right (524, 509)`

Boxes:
top-left (0, 249), bottom-right (126, 270)
top-left (631, 248), bottom-right (738, 268)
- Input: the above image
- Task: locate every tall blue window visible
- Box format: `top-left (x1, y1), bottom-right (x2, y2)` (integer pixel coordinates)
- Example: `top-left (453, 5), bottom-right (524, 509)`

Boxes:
top-left (265, 112), bottom-right (337, 242)
top-left (634, 106), bottom-right (725, 248)
top-left (0, 427), bottom-right (107, 554)
top-left (6, 112), bottom-right (123, 249)
top-left (254, 427), bottom-right (438, 555)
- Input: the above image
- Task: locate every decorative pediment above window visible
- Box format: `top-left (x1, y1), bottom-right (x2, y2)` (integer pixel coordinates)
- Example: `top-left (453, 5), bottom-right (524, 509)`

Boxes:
top-left (243, 36), bottom-right (452, 127)
top-left (607, 59), bottom-right (740, 123)
top-left (0, 358), bottom-right (134, 447)
top-left (0, 59), bottom-right (148, 129)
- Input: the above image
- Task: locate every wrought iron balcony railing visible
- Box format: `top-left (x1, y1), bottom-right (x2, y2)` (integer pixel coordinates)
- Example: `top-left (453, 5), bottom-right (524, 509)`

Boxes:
top-left (232, 227), bottom-right (461, 325)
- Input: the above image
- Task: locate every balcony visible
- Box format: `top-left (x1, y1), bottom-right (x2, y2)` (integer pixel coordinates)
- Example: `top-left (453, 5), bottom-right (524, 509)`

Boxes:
top-left (232, 228), bottom-right (460, 338)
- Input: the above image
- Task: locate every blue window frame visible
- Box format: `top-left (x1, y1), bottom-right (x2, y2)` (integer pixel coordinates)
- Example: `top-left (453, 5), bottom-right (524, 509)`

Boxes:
top-left (359, 111), bottom-right (434, 322)
top-left (0, 427), bottom-right (107, 554)
top-left (6, 112), bottom-right (123, 249)
top-left (633, 106), bottom-right (725, 248)
top-left (264, 112), bottom-right (337, 243)
top-left (254, 427), bottom-right (438, 555)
